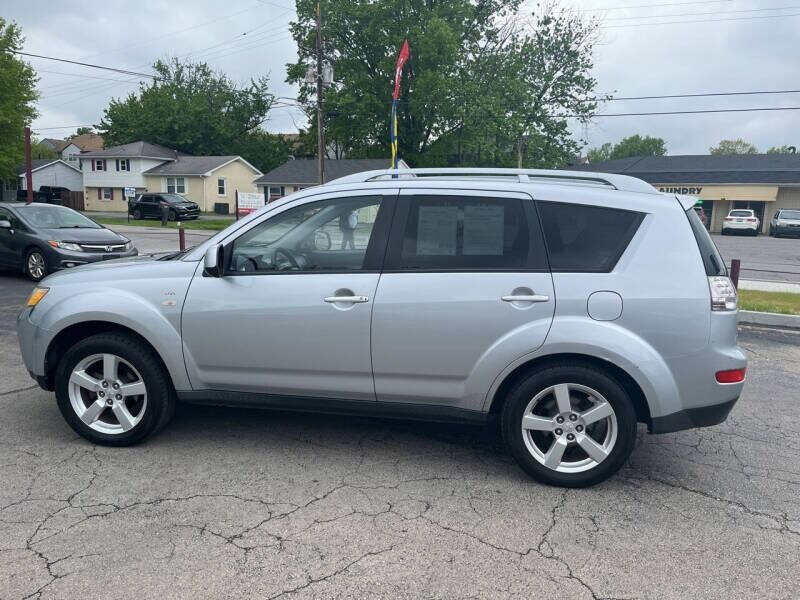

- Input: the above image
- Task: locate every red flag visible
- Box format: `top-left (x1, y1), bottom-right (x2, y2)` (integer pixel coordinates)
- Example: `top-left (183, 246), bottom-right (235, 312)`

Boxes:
top-left (392, 40), bottom-right (410, 101)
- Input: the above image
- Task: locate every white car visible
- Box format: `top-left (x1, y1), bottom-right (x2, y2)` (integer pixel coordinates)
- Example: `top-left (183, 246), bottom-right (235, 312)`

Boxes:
top-left (722, 209), bottom-right (759, 236)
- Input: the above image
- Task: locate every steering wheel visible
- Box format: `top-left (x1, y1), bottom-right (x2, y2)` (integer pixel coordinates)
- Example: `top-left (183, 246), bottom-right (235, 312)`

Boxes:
top-left (273, 247), bottom-right (300, 270)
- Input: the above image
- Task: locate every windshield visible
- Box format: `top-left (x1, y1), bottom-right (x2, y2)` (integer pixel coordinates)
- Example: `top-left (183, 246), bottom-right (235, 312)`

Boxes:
top-left (779, 210), bottom-right (800, 220)
top-left (162, 194), bottom-right (189, 204)
top-left (18, 204), bottom-right (101, 229)
top-left (729, 210), bottom-right (752, 217)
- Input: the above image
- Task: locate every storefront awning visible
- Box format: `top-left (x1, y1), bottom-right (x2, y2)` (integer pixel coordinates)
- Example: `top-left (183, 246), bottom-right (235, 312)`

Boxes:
top-left (656, 184), bottom-right (778, 202)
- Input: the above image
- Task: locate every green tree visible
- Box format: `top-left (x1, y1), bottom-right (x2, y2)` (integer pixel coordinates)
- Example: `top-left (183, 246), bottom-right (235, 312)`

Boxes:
top-left (766, 145), bottom-right (795, 154)
top-left (586, 142), bottom-right (612, 163)
top-left (30, 139), bottom-right (58, 160)
top-left (70, 126), bottom-right (94, 137)
top-left (98, 58), bottom-right (286, 172)
top-left (709, 138), bottom-right (758, 155)
top-left (0, 18), bottom-right (38, 178)
top-left (587, 135), bottom-right (666, 163)
top-left (287, 0), bottom-right (601, 168)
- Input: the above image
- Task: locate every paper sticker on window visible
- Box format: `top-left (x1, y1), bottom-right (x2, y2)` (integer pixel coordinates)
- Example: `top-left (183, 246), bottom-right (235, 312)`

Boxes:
top-left (417, 205), bottom-right (458, 255)
top-left (463, 204), bottom-right (504, 255)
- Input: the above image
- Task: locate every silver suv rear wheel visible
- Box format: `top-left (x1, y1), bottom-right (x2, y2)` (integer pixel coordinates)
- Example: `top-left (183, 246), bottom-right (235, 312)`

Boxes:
top-left (501, 363), bottom-right (637, 487)
top-left (521, 383), bottom-right (618, 473)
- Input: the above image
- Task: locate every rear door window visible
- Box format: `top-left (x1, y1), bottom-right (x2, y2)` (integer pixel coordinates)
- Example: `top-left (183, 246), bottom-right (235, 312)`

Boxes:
top-left (537, 201), bottom-right (644, 272)
top-left (686, 207), bottom-right (726, 276)
top-left (385, 194), bottom-right (547, 271)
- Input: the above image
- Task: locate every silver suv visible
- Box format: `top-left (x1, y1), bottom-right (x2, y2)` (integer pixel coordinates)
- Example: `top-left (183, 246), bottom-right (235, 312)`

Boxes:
top-left (17, 169), bottom-right (746, 487)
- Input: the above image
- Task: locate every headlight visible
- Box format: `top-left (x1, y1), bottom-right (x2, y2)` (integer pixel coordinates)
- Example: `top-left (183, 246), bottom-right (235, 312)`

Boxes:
top-left (26, 287), bottom-right (49, 307)
top-left (48, 240), bottom-right (82, 252)
top-left (124, 241), bottom-right (133, 251)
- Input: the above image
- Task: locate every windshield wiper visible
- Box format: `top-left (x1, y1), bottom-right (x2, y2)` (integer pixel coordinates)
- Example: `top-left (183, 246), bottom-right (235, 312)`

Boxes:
top-left (59, 225), bottom-right (95, 228)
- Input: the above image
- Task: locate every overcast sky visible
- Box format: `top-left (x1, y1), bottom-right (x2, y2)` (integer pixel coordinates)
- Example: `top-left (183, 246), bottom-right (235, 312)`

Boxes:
top-left (8, 0), bottom-right (800, 156)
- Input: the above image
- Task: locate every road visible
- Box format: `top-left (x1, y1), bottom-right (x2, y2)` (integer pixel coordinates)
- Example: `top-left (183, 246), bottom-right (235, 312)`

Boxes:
top-left (712, 233), bottom-right (800, 284)
top-left (1, 276), bottom-right (799, 598)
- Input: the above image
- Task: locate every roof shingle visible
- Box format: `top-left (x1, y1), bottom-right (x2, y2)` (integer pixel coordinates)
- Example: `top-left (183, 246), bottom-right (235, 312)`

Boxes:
top-left (144, 156), bottom-right (248, 175)
top-left (80, 141), bottom-right (180, 160)
top-left (254, 159), bottom-right (392, 185)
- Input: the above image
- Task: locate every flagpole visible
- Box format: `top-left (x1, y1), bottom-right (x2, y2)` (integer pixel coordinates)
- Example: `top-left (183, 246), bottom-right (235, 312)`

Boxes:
top-left (390, 40), bottom-right (410, 170)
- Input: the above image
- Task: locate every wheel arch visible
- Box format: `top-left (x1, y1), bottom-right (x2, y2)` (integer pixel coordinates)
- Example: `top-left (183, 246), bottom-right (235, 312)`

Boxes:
top-left (487, 353), bottom-right (652, 427)
top-left (42, 321), bottom-right (176, 393)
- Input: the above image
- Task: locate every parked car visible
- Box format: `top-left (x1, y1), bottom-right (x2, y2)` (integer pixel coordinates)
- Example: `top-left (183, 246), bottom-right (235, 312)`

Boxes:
top-left (693, 205), bottom-right (708, 228)
top-left (0, 203), bottom-right (136, 281)
top-left (721, 209), bottom-right (759, 235)
top-left (128, 193), bottom-right (200, 221)
top-left (17, 186), bottom-right (71, 204)
top-left (16, 168), bottom-right (746, 487)
top-left (769, 209), bottom-right (800, 238)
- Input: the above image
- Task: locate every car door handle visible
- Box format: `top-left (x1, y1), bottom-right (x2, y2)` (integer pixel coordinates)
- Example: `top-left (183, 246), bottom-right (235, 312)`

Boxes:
top-left (501, 294), bottom-right (550, 303)
top-left (324, 295), bottom-right (369, 303)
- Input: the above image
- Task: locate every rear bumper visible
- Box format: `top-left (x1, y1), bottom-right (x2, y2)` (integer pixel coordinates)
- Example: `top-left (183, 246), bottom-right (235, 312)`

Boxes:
top-left (649, 397), bottom-right (739, 433)
top-left (722, 222), bottom-right (758, 232)
top-left (773, 225), bottom-right (800, 236)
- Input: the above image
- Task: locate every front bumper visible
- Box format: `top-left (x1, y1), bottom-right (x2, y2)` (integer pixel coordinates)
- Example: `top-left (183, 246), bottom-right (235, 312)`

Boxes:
top-left (47, 247), bottom-right (138, 271)
top-left (16, 307), bottom-right (49, 384)
top-left (774, 225), bottom-right (800, 236)
top-left (649, 397), bottom-right (739, 433)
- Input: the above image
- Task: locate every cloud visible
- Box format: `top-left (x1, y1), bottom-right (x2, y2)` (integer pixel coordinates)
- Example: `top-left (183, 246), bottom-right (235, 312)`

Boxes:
top-left (10, 0), bottom-right (800, 153)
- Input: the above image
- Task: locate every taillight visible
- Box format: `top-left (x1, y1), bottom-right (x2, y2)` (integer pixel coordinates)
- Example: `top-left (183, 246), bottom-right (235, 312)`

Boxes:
top-left (724, 217), bottom-right (733, 221)
top-left (746, 218), bottom-right (757, 222)
top-left (716, 368), bottom-right (746, 383)
top-left (708, 276), bottom-right (737, 311)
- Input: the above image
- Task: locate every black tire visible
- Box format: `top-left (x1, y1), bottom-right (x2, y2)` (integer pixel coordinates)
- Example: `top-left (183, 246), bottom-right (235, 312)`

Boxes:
top-left (55, 333), bottom-right (176, 446)
top-left (168, 210), bottom-right (177, 222)
top-left (132, 208), bottom-right (142, 220)
top-left (500, 362), bottom-right (637, 488)
top-left (25, 248), bottom-right (48, 282)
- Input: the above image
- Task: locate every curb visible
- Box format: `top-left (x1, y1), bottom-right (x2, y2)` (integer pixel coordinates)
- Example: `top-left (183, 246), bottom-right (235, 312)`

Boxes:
top-left (738, 310), bottom-right (800, 330)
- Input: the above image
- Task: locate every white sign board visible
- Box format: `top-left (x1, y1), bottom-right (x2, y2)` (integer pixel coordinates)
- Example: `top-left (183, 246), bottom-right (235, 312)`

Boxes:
top-left (124, 187), bottom-right (136, 198)
top-left (237, 192), bottom-right (264, 215)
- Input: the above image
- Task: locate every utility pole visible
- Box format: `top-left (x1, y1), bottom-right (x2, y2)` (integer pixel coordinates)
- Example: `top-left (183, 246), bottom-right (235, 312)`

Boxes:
top-left (24, 127), bottom-right (34, 204)
top-left (315, 1), bottom-right (325, 185)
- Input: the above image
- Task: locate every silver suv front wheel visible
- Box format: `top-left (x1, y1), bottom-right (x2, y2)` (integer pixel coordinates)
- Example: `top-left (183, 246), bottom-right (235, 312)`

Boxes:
top-left (55, 332), bottom-right (176, 446)
top-left (501, 363), bottom-right (637, 487)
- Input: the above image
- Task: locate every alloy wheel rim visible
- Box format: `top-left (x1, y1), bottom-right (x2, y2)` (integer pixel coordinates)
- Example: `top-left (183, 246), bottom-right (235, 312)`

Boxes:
top-left (28, 253), bottom-right (45, 279)
top-left (521, 383), bottom-right (618, 473)
top-left (68, 353), bottom-right (147, 434)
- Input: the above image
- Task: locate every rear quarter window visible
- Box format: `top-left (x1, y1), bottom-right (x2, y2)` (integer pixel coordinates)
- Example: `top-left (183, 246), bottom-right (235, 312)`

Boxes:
top-left (686, 207), bottom-right (726, 276)
top-left (537, 201), bottom-right (644, 272)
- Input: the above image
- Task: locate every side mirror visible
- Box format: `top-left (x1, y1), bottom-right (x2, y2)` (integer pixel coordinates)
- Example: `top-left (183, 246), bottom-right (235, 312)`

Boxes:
top-left (203, 244), bottom-right (225, 277)
top-left (0, 220), bottom-right (11, 229)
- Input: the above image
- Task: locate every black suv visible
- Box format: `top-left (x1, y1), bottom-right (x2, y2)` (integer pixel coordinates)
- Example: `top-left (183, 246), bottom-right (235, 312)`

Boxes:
top-left (128, 193), bottom-right (200, 221)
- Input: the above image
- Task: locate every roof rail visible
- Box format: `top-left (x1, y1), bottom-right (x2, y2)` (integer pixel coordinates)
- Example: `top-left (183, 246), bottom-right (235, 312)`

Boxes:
top-left (326, 167), bottom-right (658, 194)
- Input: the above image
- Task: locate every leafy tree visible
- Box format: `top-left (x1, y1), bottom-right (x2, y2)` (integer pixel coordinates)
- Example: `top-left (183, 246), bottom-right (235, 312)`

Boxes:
top-left (98, 58), bottom-right (287, 172)
top-left (766, 145), bottom-right (795, 154)
top-left (709, 138), bottom-right (758, 155)
top-left (0, 18), bottom-right (38, 179)
top-left (586, 142), bottom-right (612, 163)
top-left (587, 135), bottom-right (666, 163)
top-left (70, 126), bottom-right (94, 137)
top-left (287, 0), bottom-right (602, 168)
top-left (30, 139), bottom-right (58, 160)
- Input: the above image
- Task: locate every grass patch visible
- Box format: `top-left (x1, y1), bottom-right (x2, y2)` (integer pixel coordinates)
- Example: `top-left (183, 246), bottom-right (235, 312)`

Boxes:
top-left (738, 289), bottom-right (800, 315)
top-left (93, 217), bottom-right (234, 231)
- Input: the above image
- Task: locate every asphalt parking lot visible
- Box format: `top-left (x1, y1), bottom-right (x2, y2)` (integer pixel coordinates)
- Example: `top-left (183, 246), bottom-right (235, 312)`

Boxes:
top-left (712, 233), bottom-right (800, 284)
top-left (1, 272), bottom-right (799, 598)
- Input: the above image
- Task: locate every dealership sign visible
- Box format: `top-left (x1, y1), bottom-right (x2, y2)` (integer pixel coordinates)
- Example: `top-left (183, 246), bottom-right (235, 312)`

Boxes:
top-left (237, 192), bottom-right (265, 216)
top-left (659, 186), bottom-right (703, 195)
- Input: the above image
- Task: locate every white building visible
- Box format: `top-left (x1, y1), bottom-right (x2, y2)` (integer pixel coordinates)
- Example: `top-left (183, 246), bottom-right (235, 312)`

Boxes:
top-left (18, 159), bottom-right (83, 192)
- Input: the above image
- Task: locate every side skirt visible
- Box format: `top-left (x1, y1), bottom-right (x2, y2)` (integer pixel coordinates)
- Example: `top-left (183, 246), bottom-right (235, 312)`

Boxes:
top-left (176, 390), bottom-right (489, 425)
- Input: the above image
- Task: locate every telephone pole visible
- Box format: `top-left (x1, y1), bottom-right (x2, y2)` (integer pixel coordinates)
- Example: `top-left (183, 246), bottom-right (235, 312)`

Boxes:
top-left (315, 1), bottom-right (325, 185)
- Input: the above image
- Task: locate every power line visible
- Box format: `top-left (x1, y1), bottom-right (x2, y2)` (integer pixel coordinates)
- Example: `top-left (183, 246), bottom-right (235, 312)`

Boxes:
top-left (601, 11), bottom-right (800, 27)
top-left (569, 106), bottom-right (800, 117)
top-left (581, 0), bottom-right (732, 11)
top-left (612, 89), bottom-right (800, 101)
top-left (604, 4), bottom-right (800, 21)
top-left (13, 51), bottom-right (161, 79)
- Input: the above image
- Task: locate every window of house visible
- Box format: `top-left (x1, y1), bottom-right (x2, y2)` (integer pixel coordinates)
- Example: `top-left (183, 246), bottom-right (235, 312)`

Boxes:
top-left (386, 195), bottom-right (541, 271)
top-left (101, 188), bottom-right (113, 201)
top-left (94, 159), bottom-right (105, 171)
top-left (267, 186), bottom-right (284, 202)
top-left (217, 178), bottom-right (226, 196)
top-left (166, 177), bottom-right (186, 194)
top-left (537, 201), bottom-right (644, 272)
top-left (68, 153), bottom-right (78, 162)
top-left (116, 159), bottom-right (130, 172)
